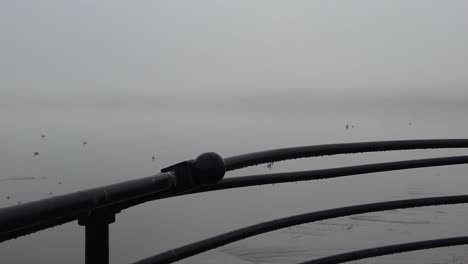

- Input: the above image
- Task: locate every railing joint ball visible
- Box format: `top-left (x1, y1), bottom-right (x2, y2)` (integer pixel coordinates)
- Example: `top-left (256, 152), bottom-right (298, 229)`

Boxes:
top-left (161, 152), bottom-right (226, 192)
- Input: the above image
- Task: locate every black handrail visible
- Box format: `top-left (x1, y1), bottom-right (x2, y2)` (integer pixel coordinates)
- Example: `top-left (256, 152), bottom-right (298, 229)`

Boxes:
top-left (2, 139), bottom-right (468, 264)
top-left (0, 152), bottom-right (227, 264)
top-left (117, 155), bottom-right (468, 211)
top-left (4, 155), bottom-right (468, 248)
top-left (0, 172), bottom-right (175, 241)
top-left (298, 236), bottom-right (468, 264)
top-left (4, 140), bottom-right (467, 243)
top-left (133, 195), bottom-right (468, 264)
top-left (224, 139), bottom-right (468, 170)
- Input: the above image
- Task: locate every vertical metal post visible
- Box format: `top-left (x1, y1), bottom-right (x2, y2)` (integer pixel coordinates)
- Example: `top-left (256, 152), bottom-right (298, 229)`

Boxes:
top-left (79, 211), bottom-right (116, 264)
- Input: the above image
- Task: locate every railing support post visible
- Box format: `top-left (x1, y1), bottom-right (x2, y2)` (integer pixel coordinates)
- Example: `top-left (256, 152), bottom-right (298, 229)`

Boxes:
top-left (79, 211), bottom-right (116, 264)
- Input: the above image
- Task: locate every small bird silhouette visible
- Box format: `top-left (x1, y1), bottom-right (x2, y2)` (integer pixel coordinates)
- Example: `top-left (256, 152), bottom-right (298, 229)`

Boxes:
top-left (58, 181), bottom-right (62, 185)
top-left (345, 124), bottom-right (349, 129)
top-left (267, 162), bottom-right (274, 170)
top-left (152, 155), bottom-right (156, 161)
top-left (83, 141), bottom-right (87, 146)
top-left (41, 134), bottom-right (46, 138)
top-left (33, 152), bottom-right (39, 156)
top-left (6, 196), bottom-right (9, 200)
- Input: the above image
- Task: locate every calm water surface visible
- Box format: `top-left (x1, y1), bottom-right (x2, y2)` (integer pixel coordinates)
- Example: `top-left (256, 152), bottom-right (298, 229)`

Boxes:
top-left (1, 98), bottom-right (468, 264)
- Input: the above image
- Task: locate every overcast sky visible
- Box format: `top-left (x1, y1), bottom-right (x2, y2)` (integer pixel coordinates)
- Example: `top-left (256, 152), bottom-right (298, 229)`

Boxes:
top-left (1, 1), bottom-right (468, 98)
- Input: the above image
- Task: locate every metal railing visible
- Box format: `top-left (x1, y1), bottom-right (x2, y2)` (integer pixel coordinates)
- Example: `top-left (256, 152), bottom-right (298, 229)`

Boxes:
top-left (1, 139), bottom-right (468, 264)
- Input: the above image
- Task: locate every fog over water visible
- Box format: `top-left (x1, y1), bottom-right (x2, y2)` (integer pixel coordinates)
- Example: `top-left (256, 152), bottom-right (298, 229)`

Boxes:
top-left (2, 1), bottom-right (468, 263)
top-left (1, 96), bottom-right (468, 263)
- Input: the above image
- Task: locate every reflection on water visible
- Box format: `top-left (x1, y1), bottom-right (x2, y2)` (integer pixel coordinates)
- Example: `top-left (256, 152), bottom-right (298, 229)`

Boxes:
top-left (0, 97), bottom-right (468, 264)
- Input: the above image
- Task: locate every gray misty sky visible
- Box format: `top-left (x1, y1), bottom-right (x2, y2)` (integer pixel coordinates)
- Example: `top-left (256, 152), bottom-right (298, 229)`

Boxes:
top-left (1, 1), bottom-right (468, 98)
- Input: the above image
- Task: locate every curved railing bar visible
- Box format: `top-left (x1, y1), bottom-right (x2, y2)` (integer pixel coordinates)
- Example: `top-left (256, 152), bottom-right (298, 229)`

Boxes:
top-left (2, 155), bottom-right (468, 243)
top-left (118, 155), bottom-right (468, 211)
top-left (133, 195), bottom-right (468, 264)
top-left (298, 236), bottom-right (468, 264)
top-left (224, 139), bottom-right (468, 171)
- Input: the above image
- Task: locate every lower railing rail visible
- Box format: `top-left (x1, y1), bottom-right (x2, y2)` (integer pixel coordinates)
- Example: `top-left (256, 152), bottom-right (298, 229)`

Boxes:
top-left (134, 195), bottom-right (468, 264)
top-left (299, 236), bottom-right (468, 264)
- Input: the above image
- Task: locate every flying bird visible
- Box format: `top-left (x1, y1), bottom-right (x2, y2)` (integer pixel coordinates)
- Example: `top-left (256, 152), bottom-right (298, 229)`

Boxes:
top-left (33, 152), bottom-right (39, 156)
top-left (152, 155), bottom-right (156, 161)
top-left (83, 141), bottom-right (87, 145)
